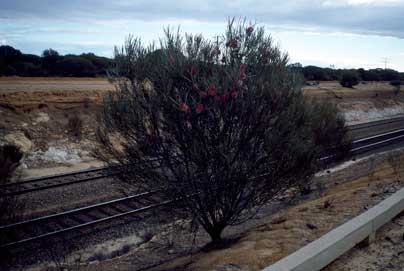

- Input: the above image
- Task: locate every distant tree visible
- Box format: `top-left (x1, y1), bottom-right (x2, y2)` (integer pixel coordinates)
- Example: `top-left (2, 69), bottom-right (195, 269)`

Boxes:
top-left (289, 62), bottom-right (303, 68)
top-left (96, 20), bottom-right (348, 244)
top-left (10, 62), bottom-right (42, 76)
top-left (42, 48), bottom-right (60, 75)
top-left (2, 66), bottom-right (17, 76)
top-left (0, 46), bottom-right (22, 64)
top-left (21, 54), bottom-right (41, 65)
top-left (360, 69), bottom-right (381, 81)
top-left (0, 46), bottom-right (23, 75)
top-left (379, 68), bottom-right (400, 81)
top-left (42, 48), bottom-right (59, 58)
top-left (340, 71), bottom-right (359, 88)
top-left (80, 53), bottom-right (112, 75)
top-left (58, 56), bottom-right (96, 77)
top-left (303, 66), bottom-right (327, 81)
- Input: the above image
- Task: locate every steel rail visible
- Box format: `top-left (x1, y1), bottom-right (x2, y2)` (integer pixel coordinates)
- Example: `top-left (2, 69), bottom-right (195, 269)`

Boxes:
top-left (348, 116), bottom-right (404, 131)
top-left (2, 127), bottom-right (404, 249)
top-left (1, 199), bottom-right (171, 249)
top-left (0, 191), bottom-right (158, 231)
top-left (1, 118), bottom-right (403, 197)
top-left (0, 157), bottom-right (162, 197)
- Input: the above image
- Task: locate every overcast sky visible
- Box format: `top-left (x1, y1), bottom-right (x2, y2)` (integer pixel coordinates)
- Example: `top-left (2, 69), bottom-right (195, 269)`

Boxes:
top-left (1, 0), bottom-right (404, 71)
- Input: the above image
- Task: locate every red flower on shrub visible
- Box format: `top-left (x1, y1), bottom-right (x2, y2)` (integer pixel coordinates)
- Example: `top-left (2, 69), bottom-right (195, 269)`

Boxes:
top-left (246, 26), bottom-right (254, 35)
top-left (196, 103), bottom-right (204, 113)
top-left (226, 38), bottom-right (237, 49)
top-left (147, 135), bottom-right (155, 144)
top-left (179, 103), bottom-right (190, 113)
top-left (221, 92), bottom-right (230, 103)
top-left (207, 84), bottom-right (217, 96)
top-left (190, 66), bottom-right (198, 75)
top-left (236, 79), bottom-right (243, 87)
top-left (239, 64), bottom-right (247, 80)
top-left (231, 90), bottom-right (238, 99)
top-left (169, 55), bottom-right (175, 65)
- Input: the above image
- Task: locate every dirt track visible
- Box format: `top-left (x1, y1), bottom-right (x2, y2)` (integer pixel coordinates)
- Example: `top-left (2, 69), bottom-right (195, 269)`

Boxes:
top-left (0, 77), bottom-right (114, 93)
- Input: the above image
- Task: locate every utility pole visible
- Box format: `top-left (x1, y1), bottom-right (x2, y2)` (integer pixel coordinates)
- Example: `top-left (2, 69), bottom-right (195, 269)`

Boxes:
top-left (382, 57), bottom-right (389, 69)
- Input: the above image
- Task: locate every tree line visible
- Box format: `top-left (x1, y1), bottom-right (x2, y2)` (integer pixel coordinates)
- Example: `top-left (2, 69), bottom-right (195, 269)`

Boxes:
top-left (289, 63), bottom-right (404, 82)
top-left (1, 45), bottom-right (403, 81)
top-left (0, 46), bottom-right (112, 77)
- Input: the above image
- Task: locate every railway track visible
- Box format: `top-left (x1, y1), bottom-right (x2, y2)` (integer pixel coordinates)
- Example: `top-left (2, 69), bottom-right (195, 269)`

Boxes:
top-left (348, 116), bottom-right (404, 131)
top-left (0, 190), bottom-right (169, 249)
top-left (1, 117), bottom-right (403, 197)
top-left (1, 118), bottom-right (404, 249)
top-left (0, 167), bottom-right (111, 197)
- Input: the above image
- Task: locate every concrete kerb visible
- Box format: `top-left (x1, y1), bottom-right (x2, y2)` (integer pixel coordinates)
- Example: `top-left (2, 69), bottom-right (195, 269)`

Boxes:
top-left (262, 187), bottom-right (404, 271)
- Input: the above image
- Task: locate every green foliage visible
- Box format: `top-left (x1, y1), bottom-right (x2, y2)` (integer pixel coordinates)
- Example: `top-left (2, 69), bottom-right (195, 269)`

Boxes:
top-left (42, 48), bottom-right (59, 58)
top-left (379, 68), bottom-right (400, 81)
top-left (41, 48), bottom-right (61, 75)
top-left (358, 68), bottom-right (380, 81)
top-left (59, 56), bottom-right (96, 76)
top-left (1, 44), bottom-right (403, 81)
top-left (303, 65), bottom-right (327, 80)
top-left (340, 71), bottom-right (359, 88)
top-left (0, 45), bottom-right (112, 77)
top-left (97, 19), bottom-right (348, 243)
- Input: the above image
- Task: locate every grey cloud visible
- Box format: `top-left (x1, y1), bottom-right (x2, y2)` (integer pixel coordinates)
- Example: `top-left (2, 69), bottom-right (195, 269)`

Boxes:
top-left (0, 0), bottom-right (403, 38)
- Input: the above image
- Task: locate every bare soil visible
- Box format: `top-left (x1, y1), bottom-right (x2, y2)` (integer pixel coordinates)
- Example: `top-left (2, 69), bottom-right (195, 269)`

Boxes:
top-left (0, 77), bottom-right (114, 173)
top-left (25, 149), bottom-right (404, 271)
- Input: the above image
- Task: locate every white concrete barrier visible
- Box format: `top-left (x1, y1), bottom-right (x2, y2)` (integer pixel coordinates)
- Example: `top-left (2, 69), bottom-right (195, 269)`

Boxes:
top-left (262, 187), bottom-right (404, 271)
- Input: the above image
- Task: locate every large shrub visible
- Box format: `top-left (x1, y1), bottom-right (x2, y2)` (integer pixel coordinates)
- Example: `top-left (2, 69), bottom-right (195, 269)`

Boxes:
top-left (97, 19), bottom-right (347, 244)
top-left (340, 71), bottom-right (359, 88)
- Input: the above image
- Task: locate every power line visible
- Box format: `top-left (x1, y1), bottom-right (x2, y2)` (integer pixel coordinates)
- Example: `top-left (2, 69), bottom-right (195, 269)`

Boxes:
top-left (381, 57), bottom-right (389, 69)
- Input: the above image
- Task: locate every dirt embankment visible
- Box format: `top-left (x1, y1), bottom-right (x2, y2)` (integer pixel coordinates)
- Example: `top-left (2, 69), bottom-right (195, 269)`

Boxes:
top-left (1, 78), bottom-right (404, 175)
top-left (304, 81), bottom-right (404, 124)
top-left (0, 77), bottom-right (114, 173)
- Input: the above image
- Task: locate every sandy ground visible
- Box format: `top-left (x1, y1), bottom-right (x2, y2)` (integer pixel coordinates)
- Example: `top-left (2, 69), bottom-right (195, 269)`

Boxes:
top-left (0, 77), bottom-right (114, 173)
top-left (20, 148), bottom-right (403, 271)
top-left (20, 160), bottom-right (104, 179)
top-left (0, 77), bottom-right (114, 93)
